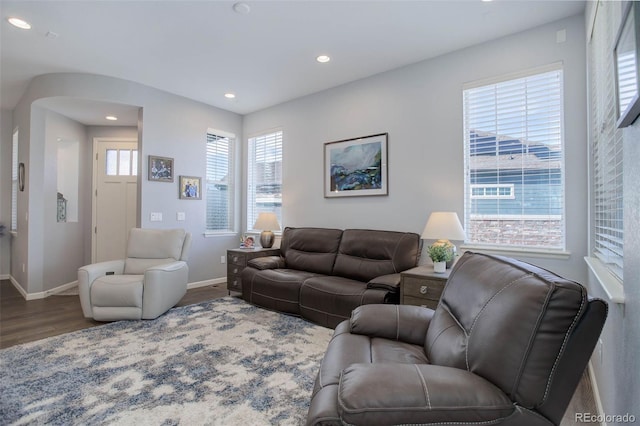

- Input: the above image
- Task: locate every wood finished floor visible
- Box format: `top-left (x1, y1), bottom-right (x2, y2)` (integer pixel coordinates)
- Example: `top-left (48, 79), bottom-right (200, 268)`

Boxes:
top-left (0, 279), bottom-right (228, 349)
top-left (0, 279), bottom-right (594, 425)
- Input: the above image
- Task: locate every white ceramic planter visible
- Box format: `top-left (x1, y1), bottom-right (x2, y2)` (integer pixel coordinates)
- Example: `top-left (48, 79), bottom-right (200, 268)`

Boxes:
top-left (433, 261), bottom-right (446, 273)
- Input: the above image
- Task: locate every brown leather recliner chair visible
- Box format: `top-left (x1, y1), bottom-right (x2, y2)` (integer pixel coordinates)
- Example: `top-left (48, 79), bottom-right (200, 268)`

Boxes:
top-left (307, 252), bottom-right (608, 426)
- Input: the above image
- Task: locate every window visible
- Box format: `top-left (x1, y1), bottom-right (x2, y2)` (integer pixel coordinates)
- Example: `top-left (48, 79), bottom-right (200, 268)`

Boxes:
top-left (105, 148), bottom-right (138, 176)
top-left (247, 130), bottom-right (282, 232)
top-left (463, 65), bottom-right (565, 250)
top-left (206, 131), bottom-right (234, 233)
top-left (11, 130), bottom-right (18, 231)
top-left (589, 1), bottom-right (624, 281)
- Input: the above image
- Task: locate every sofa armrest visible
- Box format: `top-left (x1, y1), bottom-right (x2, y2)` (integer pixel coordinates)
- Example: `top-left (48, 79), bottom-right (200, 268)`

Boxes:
top-left (77, 260), bottom-right (126, 319)
top-left (338, 364), bottom-right (513, 425)
top-left (247, 255), bottom-right (285, 270)
top-left (349, 304), bottom-right (434, 346)
top-left (142, 261), bottom-right (189, 319)
top-left (366, 273), bottom-right (401, 292)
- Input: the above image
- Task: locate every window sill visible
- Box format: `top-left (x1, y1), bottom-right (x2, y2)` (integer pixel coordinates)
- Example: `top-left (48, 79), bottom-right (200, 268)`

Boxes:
top-left (460, 244), bottom-right (571, 260)
top-left (584, 256), bottom-right (625, 304)
top-left (203, 231), bottom-right (237, 238)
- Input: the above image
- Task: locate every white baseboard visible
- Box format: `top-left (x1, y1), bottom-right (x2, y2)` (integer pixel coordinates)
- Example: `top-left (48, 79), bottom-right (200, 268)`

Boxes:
top-left (187, 277), bottom-right (226, 289)
top-left (0, 274), bottom-right (10, 280)
top-left (588, 361), bottom-right (606, 426)
top-left (9, 276), bottom-right (227, 300)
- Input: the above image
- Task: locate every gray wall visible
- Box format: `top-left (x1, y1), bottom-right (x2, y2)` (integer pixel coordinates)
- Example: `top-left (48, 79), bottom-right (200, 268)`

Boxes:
top-left (244, 15), bottom-right (588, 283)
top-left (0, 108), bottom-right (12, 278)
top-left (10, 73), bottom-right (243, 294)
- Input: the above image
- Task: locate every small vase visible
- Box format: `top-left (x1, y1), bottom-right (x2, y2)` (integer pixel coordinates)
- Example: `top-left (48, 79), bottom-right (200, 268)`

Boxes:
top-left (433, 261), bottom-right (446, 273)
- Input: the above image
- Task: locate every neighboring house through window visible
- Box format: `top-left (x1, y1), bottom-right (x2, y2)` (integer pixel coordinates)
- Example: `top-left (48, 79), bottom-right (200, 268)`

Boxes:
top-left (247, 130), bottom-right (282, 232)
top-left (206, 130), bottom-right (235, 233)
top-left (463, 65), bottom-right (565, 250)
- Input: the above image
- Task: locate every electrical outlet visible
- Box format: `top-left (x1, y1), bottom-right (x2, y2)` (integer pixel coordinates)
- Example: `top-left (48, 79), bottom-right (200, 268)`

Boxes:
top-left (221, 256), bottom-right (226, 264)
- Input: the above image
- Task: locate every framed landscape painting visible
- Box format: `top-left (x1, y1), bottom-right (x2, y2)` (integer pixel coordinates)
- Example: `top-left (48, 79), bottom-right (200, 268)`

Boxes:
top-left (324, 133), bottom-right (388, 198)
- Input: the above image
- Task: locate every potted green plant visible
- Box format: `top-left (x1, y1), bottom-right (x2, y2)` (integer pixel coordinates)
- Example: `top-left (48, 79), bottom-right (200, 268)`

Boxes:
top-left (428, 243), bottom-right (454, 273)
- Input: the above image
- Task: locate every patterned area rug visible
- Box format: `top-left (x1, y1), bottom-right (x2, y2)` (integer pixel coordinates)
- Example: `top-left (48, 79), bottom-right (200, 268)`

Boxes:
top-left (0, 297), bottom-right (333, 425)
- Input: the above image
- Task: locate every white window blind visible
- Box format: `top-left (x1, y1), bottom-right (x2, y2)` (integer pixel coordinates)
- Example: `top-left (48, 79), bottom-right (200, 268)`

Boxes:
top-left (11, 130), bottom-right (19, 231)
top-left (590, 1), bottom-right (624, 280)
top-left (206, 132), bottom-right (234, 232)
top-left (463, 66), bottom-right (565, 250)
top-left (247, 130), bottom-right (282, 232)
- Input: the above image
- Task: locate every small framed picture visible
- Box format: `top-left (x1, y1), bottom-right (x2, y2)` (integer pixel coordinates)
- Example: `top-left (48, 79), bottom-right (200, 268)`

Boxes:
top-left (148, 155), bottom-right (174, 182)
top-left (179, 175), bottom-right (202, 200)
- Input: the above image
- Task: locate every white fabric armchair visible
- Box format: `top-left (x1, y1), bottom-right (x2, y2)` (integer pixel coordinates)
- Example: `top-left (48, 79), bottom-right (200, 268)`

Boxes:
top-left (78, 228), bottom-right (192, 321)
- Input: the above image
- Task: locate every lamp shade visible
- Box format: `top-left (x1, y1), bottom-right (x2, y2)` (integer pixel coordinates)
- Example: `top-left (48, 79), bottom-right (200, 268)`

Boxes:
top-left (421, 212), bottom-right (465, 241)
top-left (253, 212), bottom-right (281, 231)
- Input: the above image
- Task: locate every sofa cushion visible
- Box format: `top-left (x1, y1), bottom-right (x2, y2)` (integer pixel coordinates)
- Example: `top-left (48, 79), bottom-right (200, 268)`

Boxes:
top-left (300, 276), bottom-right (388, 328)
top-left (338, 364), bottom-right (514, 425)
top-left (243, 268), bottom-right (319, 315)
top-left (124, 228), bottom-right (186, 274)
top-left (332, 229), bottom-right (420, 282)
top-left (280, 227), bottom-right (343, 275)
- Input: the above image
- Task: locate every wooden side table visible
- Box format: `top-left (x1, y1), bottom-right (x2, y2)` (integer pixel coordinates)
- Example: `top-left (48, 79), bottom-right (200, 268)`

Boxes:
top-left (400, 265), bottom-right (451, 309)
top-left (227, 248), bottom-right (280, 294)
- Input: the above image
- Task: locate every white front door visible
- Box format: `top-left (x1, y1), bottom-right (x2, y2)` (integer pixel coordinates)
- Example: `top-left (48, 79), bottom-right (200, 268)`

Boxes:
top-left (93, 139), bottom-right (138, 262)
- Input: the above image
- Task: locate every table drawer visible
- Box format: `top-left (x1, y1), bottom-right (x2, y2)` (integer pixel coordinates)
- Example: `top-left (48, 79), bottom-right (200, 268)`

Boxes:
top-left (228, 253), bottom-right (247, 266)
top-left (402, 295), bottom-right (439, 310)
top-left (402, 277), bottom-right (444, 300)
top-left (227, 273), bottom-right (242, 292)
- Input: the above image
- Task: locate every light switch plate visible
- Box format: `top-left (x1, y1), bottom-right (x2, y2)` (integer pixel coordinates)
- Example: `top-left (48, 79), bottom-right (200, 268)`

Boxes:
top-left (177, 212), bottom-right (186, 221)
top-left (150, 212), bottom-right (163, 222)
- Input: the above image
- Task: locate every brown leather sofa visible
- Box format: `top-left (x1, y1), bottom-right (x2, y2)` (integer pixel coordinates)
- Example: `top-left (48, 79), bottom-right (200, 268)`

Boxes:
top-left (241, 227), bottom-right (421, 328)
top-left (307, 251), bottom-right (608, 426)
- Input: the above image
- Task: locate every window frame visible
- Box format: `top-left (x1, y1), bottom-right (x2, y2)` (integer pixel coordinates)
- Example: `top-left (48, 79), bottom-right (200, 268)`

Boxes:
top-left (462, 64), bottom-right (567, 254)
top-left (205, 129), bottom-right (236, 236)
top-left (246, 130), bottom-right (283, 234)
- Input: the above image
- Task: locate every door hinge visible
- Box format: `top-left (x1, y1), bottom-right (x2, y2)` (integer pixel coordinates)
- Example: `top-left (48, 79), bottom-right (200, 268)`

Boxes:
top-left (95, 189), bottom-right (97, 197)
top-left (95, 226), bottom-right (97, 234)
top-left (96, 153), bottom-right (98, 161)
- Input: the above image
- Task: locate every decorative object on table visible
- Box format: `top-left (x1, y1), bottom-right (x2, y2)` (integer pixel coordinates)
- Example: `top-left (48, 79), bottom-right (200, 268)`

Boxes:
top-left (324, 133), bottom-right (388, 198)
top-left (241, 236), bottom-right (255, 248)
top-left (178, 175), bottom-right (201, 200)
top-left (427, 244), bottom-right (453, 273)
top-left (421, 211), bottom-right (466, 269)
top-left (148, 155), bottom-right (174, 182)
top-left (18, 163), bottom-right (25, 191)
top-left (56, 192), bottom-right (67, 222)
top-left (253, 212), bottom-right (281, 248)
top-left (614, 0), bottom-right (640, 128)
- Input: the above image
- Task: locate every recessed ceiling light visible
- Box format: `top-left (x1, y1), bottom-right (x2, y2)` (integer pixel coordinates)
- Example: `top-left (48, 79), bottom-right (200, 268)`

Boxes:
top-left (224, 93), bottom-right (236, 99)
top-left (7, 17), bottom-right (31, 30)
top-left (316, 55), bottom-right (331, 63)
top-left (105, 115), bottom-right (118, 121)
top-left (232, 2), bottom-right (251, 15)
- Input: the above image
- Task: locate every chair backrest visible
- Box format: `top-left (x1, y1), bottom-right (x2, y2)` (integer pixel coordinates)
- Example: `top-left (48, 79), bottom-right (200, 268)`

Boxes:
top-left (424, 252), bottom-right (607, 423)
top-left (124, 228), bottom-right (190, 274)
top-left (280, 227), bottom-right (343, 275)
top-left (332, 229), bottom-right (420, 281)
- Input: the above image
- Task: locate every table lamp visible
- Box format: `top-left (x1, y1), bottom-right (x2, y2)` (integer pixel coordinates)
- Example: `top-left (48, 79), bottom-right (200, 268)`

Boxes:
top-left (421, 212), bottom-right (466, 268)
top-left (253, 212), bottom-right (281, 248)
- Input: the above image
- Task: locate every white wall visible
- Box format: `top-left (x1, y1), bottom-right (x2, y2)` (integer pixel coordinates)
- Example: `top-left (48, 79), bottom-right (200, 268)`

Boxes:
top-left (244, 15), bottom-right (588, 282)
top-left (0, 109), bottom-right (12, 278)
top-left (42, 108), bottom-right (87, 291)
top-left (11, 74), bottom-right (243, 295)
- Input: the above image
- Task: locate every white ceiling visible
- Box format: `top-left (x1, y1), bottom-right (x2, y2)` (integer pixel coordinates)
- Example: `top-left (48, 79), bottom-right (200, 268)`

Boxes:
top-left (1, 0), bottom-right (585, 125)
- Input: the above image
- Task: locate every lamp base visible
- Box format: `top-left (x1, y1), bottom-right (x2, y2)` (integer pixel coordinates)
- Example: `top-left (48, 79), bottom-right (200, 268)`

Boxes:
top-left (260, 230), bottom-right (275, 248)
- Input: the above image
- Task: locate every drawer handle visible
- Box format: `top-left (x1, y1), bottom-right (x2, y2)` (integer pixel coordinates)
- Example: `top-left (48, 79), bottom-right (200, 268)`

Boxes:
top-left (232, 256), bottom-right (238, 262)
top-left (420, 285), bottom-right (428, 294)
top-left (233, 267), bottom-right (239, 274)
